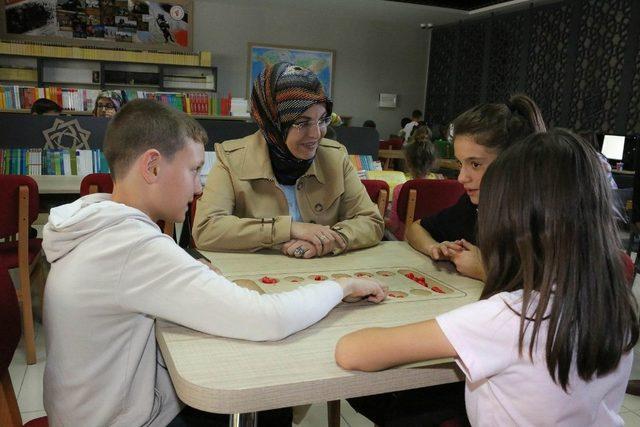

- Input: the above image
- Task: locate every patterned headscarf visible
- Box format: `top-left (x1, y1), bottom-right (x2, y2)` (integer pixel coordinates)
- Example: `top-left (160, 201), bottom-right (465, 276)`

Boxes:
top-left (93, 90), bottom-right (124, 115)
top-left (251, 62), bottom-right (332, 185)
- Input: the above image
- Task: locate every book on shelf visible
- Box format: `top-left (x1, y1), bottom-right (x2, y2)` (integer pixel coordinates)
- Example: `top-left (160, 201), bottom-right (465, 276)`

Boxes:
top-left (0, 84), bottom-right (100, 112)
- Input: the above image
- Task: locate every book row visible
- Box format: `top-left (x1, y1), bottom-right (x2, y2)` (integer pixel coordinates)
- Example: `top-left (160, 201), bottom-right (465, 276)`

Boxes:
top-left (0, 84), bottom-right (242, 117)
top-left (1, 149), bottom-right (109, 176)
top-left (1, 149), bottom-right (218, 181)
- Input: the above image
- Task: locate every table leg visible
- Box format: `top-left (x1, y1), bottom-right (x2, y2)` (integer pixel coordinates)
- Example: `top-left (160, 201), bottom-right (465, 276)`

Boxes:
top-left (327, 400), bottom-right (341, 427)
top-left (229, 412), bottom-right (257, 427)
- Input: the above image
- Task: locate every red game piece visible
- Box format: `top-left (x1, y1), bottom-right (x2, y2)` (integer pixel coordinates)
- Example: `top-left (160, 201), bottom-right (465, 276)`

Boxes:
top-left (432, 286), bottom-right (444, 293)
top-left (314, 275), bottom-right (323, 280)
top-left (260, 276), bottom-right (278, 284)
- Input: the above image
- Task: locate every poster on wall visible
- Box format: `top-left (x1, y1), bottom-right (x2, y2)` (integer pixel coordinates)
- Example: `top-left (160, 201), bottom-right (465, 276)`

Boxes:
top-left (248, 43), bottom-right (334, 98)
top-left (1, 0), bottom-right (192, 52)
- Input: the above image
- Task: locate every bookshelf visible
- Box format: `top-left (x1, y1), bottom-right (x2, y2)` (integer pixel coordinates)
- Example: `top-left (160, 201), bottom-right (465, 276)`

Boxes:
top-left (0, 41), bottom-right (221, 114)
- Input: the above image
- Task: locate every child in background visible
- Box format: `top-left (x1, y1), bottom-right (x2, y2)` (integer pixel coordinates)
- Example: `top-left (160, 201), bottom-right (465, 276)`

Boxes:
top-left (337, 128), bottom-right (638, 426)
top-left (387, 126), bottom-right (443, 240)
top-left (30, 98), bottom-right (62, 115)
top-left (406, 94), bottom-right (546, 280)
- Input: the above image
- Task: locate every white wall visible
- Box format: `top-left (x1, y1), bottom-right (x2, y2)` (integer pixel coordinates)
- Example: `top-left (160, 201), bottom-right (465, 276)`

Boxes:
top-left (192, 0), bottom-right (464, 139)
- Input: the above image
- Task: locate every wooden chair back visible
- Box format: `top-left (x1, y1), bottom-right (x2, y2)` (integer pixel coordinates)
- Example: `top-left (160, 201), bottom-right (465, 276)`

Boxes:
top-left (361, 179), bottom-right (390, 217)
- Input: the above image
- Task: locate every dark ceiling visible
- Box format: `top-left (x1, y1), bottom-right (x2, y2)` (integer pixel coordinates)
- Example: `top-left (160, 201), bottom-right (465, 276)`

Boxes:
top-left (386, 0), bottom-right (515, 11)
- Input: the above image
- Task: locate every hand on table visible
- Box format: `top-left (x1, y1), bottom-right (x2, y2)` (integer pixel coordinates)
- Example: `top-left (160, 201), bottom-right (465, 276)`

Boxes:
top-left (197, 258), bottom-right (222, 274)
top-left (282, 239), bottom-right (318, 259)
top-left (449, 239), bottom-right (485, 281)
top-left (425, 240), bottom-right (464, 261)
top-left (290, 222), bottom-right (346, 256)
top-left (336, 277), bottom-right (387, 303)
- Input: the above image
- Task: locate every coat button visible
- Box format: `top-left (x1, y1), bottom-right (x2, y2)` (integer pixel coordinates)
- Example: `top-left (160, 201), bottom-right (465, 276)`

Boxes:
top-left (309, 220), bottom-right (316, 224)
top-left (297, 182), bottom-right (304, 190)
top-left (314, 203), bottom-right (323, 212)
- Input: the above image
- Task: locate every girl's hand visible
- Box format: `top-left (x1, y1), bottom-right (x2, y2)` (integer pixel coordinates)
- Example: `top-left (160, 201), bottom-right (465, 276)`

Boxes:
top-left (449, 239), bottom-right (486, 281)
top-left (426, 240), bottom-right (464, 261)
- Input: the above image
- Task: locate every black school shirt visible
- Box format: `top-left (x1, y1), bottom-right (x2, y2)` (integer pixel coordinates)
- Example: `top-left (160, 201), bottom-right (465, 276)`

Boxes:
top-left (419, 194), bottom-right (477, 244)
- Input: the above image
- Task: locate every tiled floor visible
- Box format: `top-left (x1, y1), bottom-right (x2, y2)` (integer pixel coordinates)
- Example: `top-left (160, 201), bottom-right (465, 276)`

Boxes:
top-left (9, 262), bottom-right (640, 426)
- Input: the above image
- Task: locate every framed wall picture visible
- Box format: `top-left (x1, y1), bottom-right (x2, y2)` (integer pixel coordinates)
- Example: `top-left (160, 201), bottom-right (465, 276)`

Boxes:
top-left (248, 43), bottom-right (335, 98)
top-left (1, 0), bottom-right (193, 52)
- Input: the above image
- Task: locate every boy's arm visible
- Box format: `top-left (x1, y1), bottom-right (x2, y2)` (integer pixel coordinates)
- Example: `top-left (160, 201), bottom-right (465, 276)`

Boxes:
top-left (118, 235), bottom-right (384, 341)
top-left (335, 319), bottom-right (457, 372)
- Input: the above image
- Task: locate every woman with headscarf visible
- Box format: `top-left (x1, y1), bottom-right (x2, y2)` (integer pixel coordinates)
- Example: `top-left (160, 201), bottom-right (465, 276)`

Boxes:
top-left (93, 90), bottom-right (123, 118)
top-left (193, 62), bottom-right (383, 257)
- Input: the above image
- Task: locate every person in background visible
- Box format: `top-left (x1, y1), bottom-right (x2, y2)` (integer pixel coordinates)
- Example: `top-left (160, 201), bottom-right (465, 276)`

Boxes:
top-left (397, 117), bottom-right (411, 140)
top-left (193, 62), bottom-right (384, 257)
top-left (337, 129), bottom-right (638, 426)
top-left (363, 120), bottom-right (376, 128)
top-left (406, 94), bottom-right (546, 280)
top-left (30, 98), bottom-right (62, 115)
top-left (387, 126), bottom-right (443, 239)
top-left (93, 90), bottom-right (123, 118)
top-left (402, 109), bottom-right (422, 141)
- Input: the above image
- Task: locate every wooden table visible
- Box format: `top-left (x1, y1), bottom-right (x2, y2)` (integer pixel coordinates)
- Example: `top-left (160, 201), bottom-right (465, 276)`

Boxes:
top-left (156, 242), bottom-right (483, 422)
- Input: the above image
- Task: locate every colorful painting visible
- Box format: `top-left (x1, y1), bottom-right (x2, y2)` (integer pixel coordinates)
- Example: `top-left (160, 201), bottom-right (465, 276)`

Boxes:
top-left (1, 0), bottom-right (192, 52)
top-left (248, 43), bottom-right (334, 98)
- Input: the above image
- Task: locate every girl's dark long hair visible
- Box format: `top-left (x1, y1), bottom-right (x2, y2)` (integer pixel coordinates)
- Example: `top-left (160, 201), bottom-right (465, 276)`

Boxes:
top-left (478, 128), bottom-right (638, 390)
top-left (452, 93), bottom-right (547, 152)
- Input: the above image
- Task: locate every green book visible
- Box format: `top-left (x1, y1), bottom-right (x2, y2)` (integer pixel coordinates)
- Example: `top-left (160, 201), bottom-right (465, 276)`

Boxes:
top-left (69, 149), bottom-right (78, 175)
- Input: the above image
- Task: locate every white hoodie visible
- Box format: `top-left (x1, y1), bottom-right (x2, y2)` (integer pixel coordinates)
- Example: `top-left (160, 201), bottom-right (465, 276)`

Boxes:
top-left (42, 193), bottom-right (344, 427)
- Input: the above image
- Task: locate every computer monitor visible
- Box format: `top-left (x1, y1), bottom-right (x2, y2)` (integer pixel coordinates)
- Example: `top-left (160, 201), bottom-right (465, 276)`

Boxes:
top-left (601, 134), bottom-right (626, 161)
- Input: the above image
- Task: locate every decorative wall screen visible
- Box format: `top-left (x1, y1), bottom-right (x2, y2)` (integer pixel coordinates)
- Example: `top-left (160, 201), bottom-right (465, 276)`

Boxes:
top-left (426, 0), bottom-right (640, 135)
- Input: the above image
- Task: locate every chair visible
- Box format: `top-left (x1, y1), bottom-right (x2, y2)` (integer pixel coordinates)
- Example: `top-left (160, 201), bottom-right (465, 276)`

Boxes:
top-left (0, 270), bottom-right (48, 427)
top-left (0, 175), bottom-right (46, 365)
top-left (396, 179), bottom-right (466, 239)
top-left (80, 173), bottom-right (174, 237)
top-left (79, 172), bottom-right (113, 195)
top-left (361, 179), bottom-right (390, 217)
top-left (378, 138), bottom-right (404, 170)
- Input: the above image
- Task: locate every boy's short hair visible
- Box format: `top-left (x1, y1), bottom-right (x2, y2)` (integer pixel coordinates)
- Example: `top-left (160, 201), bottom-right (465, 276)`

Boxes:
top-left (104, 99), bottom-right (208, 180)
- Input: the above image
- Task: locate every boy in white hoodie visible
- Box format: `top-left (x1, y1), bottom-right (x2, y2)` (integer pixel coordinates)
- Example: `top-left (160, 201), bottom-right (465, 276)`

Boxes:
top-left (42, 99), bottom-right (386, 427)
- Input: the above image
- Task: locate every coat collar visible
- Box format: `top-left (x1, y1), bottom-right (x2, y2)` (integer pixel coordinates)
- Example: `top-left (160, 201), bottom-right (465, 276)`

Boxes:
top-left (238, 131), bottom-right (326, 184)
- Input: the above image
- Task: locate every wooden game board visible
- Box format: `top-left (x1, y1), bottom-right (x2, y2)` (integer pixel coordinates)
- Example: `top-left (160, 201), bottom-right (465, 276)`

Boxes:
top-left (228, 267), bottom-right (467, 303)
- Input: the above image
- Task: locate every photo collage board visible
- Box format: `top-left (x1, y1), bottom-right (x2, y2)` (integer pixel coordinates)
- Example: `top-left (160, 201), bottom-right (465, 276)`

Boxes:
top-left (2, 0), bottom-right (192, 51)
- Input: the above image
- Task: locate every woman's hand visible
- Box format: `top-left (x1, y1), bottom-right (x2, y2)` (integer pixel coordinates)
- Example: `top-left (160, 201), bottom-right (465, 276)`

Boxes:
top-left (425, 240), bottom-right (464, 261)
top-left (335, 277), bottom-right (387, 303)
top-left (449, 239), bottom-right (486, 281)
top-left (282, 239), bottom-right (318, 259)
top-left (290, 222), bottom-right (346, 256)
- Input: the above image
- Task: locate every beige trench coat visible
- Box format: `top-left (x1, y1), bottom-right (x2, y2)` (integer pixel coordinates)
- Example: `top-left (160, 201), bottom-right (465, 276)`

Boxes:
top-left (193, 131), bottom-right (384, 252)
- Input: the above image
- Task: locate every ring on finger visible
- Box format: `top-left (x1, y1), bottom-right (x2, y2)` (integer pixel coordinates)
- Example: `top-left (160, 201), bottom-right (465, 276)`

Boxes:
top-left (294, 246), bottom-right (306, 257)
